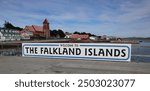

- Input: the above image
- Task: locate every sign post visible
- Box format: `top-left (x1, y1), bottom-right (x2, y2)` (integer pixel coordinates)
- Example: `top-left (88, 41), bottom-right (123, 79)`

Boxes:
top-left (22, 43), bottom-right (131, 61)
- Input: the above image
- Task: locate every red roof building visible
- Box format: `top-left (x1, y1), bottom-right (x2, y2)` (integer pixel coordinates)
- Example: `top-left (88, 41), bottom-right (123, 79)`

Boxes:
top-left (23, 19), bottom-right (50, 39)
top-left (70, 34), bottom-right (89, 40)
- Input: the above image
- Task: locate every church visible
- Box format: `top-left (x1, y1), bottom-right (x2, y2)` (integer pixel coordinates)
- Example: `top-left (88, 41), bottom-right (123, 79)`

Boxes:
top-left (22, 19), bottom-right (50, 39)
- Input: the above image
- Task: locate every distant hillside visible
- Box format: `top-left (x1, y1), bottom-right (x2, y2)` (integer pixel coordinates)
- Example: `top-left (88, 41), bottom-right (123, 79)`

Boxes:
top-left (123, 37), bottom-right (150, 40)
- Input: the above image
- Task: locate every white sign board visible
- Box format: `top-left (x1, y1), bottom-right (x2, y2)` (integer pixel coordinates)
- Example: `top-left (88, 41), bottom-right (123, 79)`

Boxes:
top-left (22, 43), bottom-right (131, 61)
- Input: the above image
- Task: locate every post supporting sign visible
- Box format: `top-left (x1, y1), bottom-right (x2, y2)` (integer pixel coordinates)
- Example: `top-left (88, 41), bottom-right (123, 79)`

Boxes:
top-left (22, 43), bottom-right (131, 61)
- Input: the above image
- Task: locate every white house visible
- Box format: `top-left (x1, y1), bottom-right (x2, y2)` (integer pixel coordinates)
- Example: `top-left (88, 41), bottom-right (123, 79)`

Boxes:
top-left (20, 30), bottom-right (33, 40)
top-left (64, 32), bottom-right (72, 38)
top-left (89, 36), bottom-right (98, 41)
top-left (64, 35), bottom-right (71, 38)
top-left (0, 28), bottom-right (21, 41)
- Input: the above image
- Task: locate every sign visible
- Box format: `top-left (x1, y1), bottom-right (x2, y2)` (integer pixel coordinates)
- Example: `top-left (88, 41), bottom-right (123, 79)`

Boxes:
top-left (22, 43), bottom-right (131, 61)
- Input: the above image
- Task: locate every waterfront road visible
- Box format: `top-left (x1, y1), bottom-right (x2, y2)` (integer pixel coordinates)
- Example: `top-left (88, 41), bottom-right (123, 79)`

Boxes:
top-left (0, 56), bottom-right (150, 74)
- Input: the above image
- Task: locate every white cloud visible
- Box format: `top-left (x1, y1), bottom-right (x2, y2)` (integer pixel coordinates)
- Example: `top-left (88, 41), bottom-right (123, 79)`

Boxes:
top-left (116, 0), bottom-right (150, 23)
top-left (0, 0), bottom-right (150, 37)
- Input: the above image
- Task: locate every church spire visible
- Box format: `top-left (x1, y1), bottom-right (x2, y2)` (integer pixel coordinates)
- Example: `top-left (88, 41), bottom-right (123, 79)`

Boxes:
top-left (43, 18), bottom-right (49, 24)
top-left (43, 18), bottom-right (50, 39)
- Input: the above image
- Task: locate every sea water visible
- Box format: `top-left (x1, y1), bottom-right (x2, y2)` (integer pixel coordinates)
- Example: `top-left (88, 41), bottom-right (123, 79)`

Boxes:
top-left (132, 40), bottom-right (150, 62)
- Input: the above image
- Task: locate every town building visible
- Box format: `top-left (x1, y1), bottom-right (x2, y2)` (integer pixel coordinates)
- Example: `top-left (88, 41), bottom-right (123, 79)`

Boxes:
top-left (64, 32), bottom-right (72, 39)
top-left (89, 36), bottom-right (98, 41)
top-left (0, 28), bottom-right (21, 41)
top-left (69, 34), bottom-right (89, 40)
top-left (20, 30), bottom-right (33, 40)
top-left (22, 19), bottom-right (50, 39)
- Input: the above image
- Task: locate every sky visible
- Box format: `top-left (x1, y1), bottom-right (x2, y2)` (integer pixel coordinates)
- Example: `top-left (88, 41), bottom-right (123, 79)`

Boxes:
top-left (0, 0), bottom-right (150, 37)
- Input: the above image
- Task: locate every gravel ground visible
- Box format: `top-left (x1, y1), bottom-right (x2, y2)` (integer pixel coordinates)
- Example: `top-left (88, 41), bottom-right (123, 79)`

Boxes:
top-left (0, 56), bottom-right (150, 74)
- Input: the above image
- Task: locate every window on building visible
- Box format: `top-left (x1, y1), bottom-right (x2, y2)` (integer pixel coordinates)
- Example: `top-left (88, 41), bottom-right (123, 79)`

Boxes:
top-left (1, 29), bottom-right (4, 32)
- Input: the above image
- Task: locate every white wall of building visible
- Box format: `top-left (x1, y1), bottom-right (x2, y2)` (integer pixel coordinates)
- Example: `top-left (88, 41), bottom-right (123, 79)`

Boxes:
top-left (0, 29), bottom-right (21, 41)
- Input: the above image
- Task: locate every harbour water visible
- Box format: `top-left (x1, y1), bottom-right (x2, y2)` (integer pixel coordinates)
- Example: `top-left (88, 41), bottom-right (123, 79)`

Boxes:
top-left (132, 40), bottom-right (150, 62)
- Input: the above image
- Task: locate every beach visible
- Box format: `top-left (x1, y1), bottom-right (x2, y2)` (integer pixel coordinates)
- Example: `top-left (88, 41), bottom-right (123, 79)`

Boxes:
top-left (0, 56), bottom-right (150, 74)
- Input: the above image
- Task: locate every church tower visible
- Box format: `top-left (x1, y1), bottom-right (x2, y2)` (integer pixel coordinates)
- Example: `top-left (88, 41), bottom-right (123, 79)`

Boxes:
top-left (43, 18), bottom-right (50, 39)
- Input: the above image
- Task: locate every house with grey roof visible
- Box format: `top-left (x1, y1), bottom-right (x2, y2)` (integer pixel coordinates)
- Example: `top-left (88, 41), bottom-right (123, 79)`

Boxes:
top-left (0, 28), bottom-right (21, 41)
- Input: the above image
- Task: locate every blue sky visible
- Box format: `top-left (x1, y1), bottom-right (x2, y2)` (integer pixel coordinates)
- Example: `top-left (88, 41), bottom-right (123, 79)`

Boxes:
top-left (0, 0), bottom-right (150, 37)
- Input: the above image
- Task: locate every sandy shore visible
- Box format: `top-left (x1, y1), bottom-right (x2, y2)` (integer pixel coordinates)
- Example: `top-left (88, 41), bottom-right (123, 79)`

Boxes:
top-left (0, 56), bottom-right (150, 74)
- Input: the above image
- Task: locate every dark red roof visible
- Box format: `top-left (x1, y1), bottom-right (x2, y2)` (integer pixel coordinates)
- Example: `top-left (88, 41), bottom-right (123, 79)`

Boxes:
top-left (32, 25), bottom-right (43, 32)
top-left (25, 26), bottom-right (35, 32)
top-left (70, 34), bottom-right (89, 39)
top-left (24, 25), bottom-right (43, 33)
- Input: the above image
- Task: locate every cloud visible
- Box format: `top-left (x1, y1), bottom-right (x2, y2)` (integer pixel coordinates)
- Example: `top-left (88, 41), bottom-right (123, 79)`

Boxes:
top-left (116, 0), bottom-right (150, 23)
top-left (0, 0), bottom-right (150, 37)
top-left (97, 0), bottom-right (150, 23)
